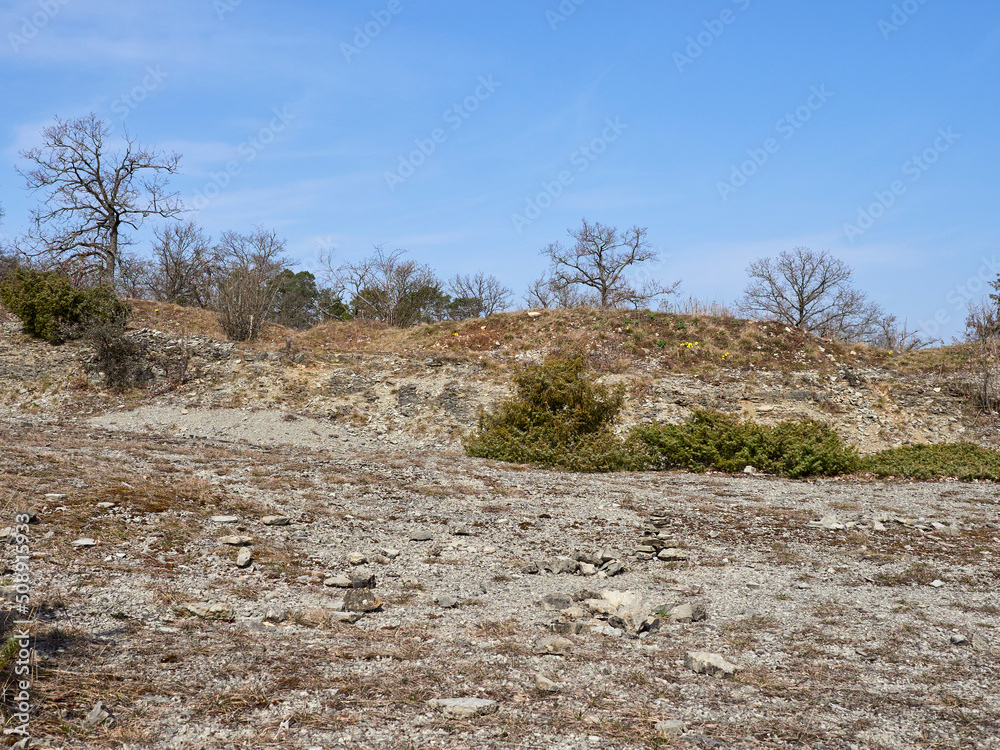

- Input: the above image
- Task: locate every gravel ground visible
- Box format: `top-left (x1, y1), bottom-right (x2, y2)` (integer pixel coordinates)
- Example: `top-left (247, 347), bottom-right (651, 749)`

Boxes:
top-left (2, 403), bottom-right (998, 750)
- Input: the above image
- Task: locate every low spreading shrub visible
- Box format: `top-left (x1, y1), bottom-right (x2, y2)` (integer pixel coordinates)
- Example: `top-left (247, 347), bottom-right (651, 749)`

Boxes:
top-left (0, 268), bottom-right (128, 343)
top-left (631, 410), bottom-right (860, 479)
top-left (863, 442), bottom-right (1000, 481)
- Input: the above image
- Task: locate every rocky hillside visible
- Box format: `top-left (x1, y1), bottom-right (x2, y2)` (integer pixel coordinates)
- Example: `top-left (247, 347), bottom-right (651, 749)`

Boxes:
top-left (0, 302), bottom-right (986, 455)
top-left (1, 304), bottom-right (997, 750)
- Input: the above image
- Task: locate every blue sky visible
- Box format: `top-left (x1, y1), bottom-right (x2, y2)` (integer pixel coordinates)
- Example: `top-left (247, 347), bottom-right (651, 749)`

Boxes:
top-left (2, 0), bottom-right (998, 342)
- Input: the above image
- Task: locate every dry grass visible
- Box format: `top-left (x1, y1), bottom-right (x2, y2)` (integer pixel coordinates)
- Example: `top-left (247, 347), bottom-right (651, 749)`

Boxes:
top-left (126, 302), bottom-right (913, 377)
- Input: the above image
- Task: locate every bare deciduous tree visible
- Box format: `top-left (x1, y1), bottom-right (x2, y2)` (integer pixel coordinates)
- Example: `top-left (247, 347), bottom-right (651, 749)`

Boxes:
top-left (148, 221), bottom-right (220, 308)
top-left (17, 114), bottom-right (183, 285)
top-left (962, 276), bottom-right (1000, 415)
top-left (864, 314), bottom-right (931, 351)
top-left (739, 247), bottom-right (885, 341)
top-left (523, 272), bottom-right (594, 309)
top-left (215, 227), bottom-right (290, 341)
top-left (540, 219), bottom-right (678, 309)
top-left (448, 272), bottom-right (512, 317)
top-left (325, 245), bottom-right (442, 327)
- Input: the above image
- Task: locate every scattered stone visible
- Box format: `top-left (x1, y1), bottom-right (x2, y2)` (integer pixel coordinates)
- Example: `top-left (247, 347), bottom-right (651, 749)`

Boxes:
top-left (743, 465), bottom-right (757, 475)
top-left (218, 535), bottom-right (253, 546)
top-left (436, 595), bottom-right (459, 609)
top-left (380, 547), bottom-right (400, 559)
top-left (324, 575), bottom-right (352, 588)
top-left (183, 602), bottom-right (235, 622)
top-left (535, 673), bottom-right (560, 692)
top-left (534, 635), bottom-right (574, 656)
top-left (236, 547), bottom-right (253, 568)
top-left (261, 515), bottom-right (291, 526)
top-left (526, 311), bottom-right (542, 318)
top-left (669, 602), bottom-right (708, 623)
top-left (550, 620), bottom-right (587, 635)
top-left (83, 700), bottom-right (117, 729)
top-left (211, 515), bottom-right (239, 524)
top-left (950, 633), bottom-right (969, 646)
top-left (587, 624), bottom-right (624, 638)
top-left (599, 560), bottom-right (625, 577)
top-left (331, 611), bottom-right (363, 624)
top-left (578, 562), bottom-right (597, 576)
top-left (685, 651), bottom-right (739, 677)
top-left (541, 593), bottom-right (573, 612)
top-left (96, 502), bottom-right (115, 509)
top-left (547, 557), bottom-right (579, 575)
top-left (263, 607), bottom-right (287, 623)
top-left (657, 548), bottom-right (689, 562)
top-left (72, 538), bottom-right (97, 548)
top-left (44, 493), bottom-right (67, 502)
top-left (348, 552), bottom-right (368, 566)
top-left (451, 526), bottom-right (472, 536)
top-left (409, 531), bottom-right (434, 542)
top-left (350, 570), bottom-right (376, 588)
top-left (656, 719), bottom-right (685, 736)
top-left (428, 697), bottom-right (499, 719)
top-left (930, 579), bottom-right (945, 588)
top-left (522, 562), bottom-right (541, 575)
top-left (343, 589), bottom-right (382, 613)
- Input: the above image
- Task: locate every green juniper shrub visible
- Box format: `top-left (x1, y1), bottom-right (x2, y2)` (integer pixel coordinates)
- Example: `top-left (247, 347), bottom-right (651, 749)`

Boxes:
top-left (631, 410), bottom-right (860, 479)
top-left (0, 268), bottom-right (128, 343)
top-left (463, 352), bottom-right (649, 472)
top-left (863, 442), bottom-right (1000, 481)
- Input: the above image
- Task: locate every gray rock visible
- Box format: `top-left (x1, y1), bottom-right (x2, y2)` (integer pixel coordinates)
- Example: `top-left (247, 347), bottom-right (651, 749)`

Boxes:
top-left (183, 602), bottom-right (235, 622)
top-left (324, 575), bottom-right (352, 588)
top-left (350, 570), bottom-right (376, 588)
top-left (575, 551), bottom-right (601, 566)
top-left (83, 700), bottom-right (117, 729)
top-left (548, 557), bottom-right (579, 575)
top-left (343, 589), bottom-right (382, 612)
top-left (44, 493), bottom-right (67, 502)
top-left (535, 673), bottom-right (560, 692)
top-left (380, 547), bottom-right (401, 559)
top-left (685, 651), bottom-right (738, 677)
top-left (669, 602), bottom-right (708, 623)
top-left (578, 562), bottom-right (598, 576)
top-left (427, 697), bottom-right (498, 719)
top-left (72, 538), bottom-right (97, 548)
top-left (409, 531), bottom-right (434, 542)
top-left (534, 635), bottom-right (574, 656)
top-left (348, 552), bottom-right (368, 566)
top-left (261, 515), bottom-right (291, 526)
top-left (950, 633), bottom-right (969, 646)
top-left (218, 535), bottom-right (253, 546)
top-left (656, 719), bottom-right (685, 736)
top-left (263, 607), bottom-right (288, 623)
top-left (541, 593), bottom-right (573, 611)
top-left (522, 562), bottom-right (541, 575)
top-left (211, 515), bottom-right (239, 523)
top-left (550, 620), bottom-right (587, 635)
top-left (236, 547), bottom-right (253, 568)
top-left (330, 611), bottom-right (363, 624)
top-left (451, 526), bottom-right (472, 536)
top-left (436, 595), bottom-right (459, 609)
top-left (657, 548), bottom-right (688, 562)
top-left (600, 560), bottom-right (625, 576)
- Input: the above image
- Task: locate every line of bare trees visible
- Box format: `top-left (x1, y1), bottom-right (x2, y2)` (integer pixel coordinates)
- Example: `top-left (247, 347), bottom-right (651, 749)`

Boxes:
top-left (0, 113), bottom-right (972, 354)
